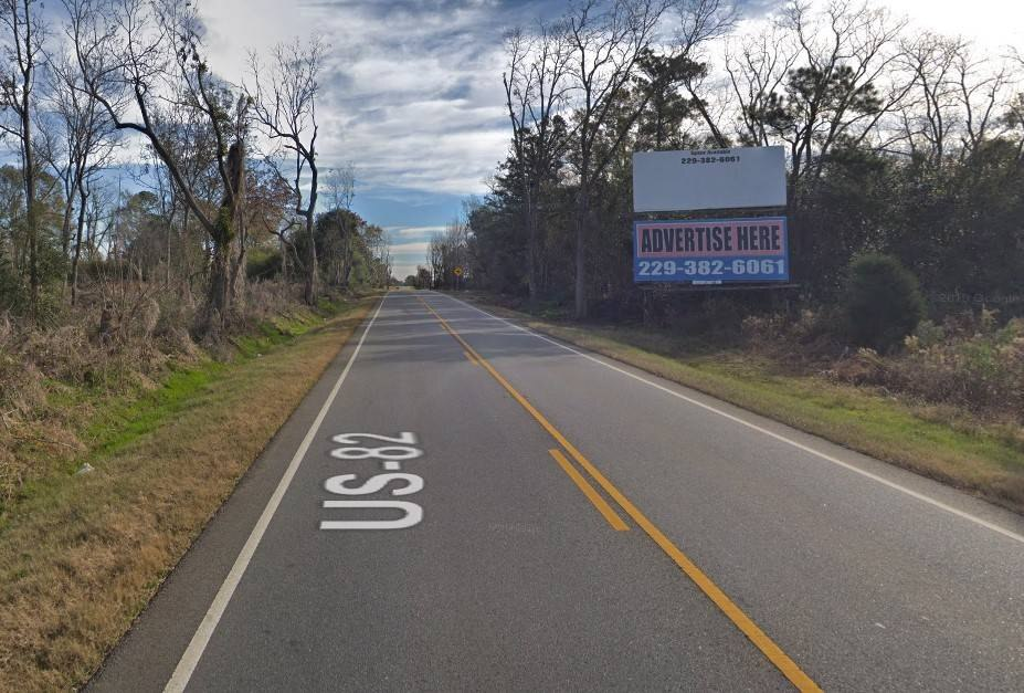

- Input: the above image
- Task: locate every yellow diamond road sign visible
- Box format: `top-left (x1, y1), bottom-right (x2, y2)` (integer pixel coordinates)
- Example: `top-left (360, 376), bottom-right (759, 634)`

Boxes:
top-left (453, 266), bottom-right (463, 277)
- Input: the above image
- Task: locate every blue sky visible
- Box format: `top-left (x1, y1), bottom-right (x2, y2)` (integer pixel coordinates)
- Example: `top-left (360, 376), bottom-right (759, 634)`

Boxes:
top-left (192, 0), bottom-right (1021, 278)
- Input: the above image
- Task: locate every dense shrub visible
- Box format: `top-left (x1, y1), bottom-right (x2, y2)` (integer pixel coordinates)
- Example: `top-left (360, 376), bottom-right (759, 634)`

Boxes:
top-left (737, 297), bottom-right (1021, 421)
top-left (843, 254), bottom-right (924, 352)
top-left (246, 249), bottom-right (283, 280)
top-left (828, 314), bottom-right (1024, 422)
top-left (0, 261), bottom-right (30, 314)
top-left (901, 316), bottom-right (1024, 419)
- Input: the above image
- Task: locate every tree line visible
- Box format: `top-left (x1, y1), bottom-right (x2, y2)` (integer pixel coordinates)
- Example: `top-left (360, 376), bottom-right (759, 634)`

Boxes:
top-left (439, 0), bottom-right (1023, 323)
top-left (0, 0), bottom-right (392, 333)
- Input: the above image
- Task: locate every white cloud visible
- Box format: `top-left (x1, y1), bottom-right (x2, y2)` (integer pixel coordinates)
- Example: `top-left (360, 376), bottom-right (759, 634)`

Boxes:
top-left (386, 225), bottom-right (448, 236)
top-left (878, 0), bottom-right (1022, 50)
top-left (199, 0), bottom-right (515, 201)
top-left (389, 239), bottom-right (432, 277)
top-left (389, 241), bottom-right (432, 255)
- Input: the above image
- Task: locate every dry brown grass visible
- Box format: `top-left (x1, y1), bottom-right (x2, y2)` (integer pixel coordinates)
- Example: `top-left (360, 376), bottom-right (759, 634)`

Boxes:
top-left (0, 280), bottom-right (313, 515)
top-left (0, 297), bottom-right (374, 691)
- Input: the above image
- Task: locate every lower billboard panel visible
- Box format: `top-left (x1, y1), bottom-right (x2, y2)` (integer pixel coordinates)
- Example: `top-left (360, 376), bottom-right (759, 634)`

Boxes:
top-left (633, 216), bottom-right (789, 283)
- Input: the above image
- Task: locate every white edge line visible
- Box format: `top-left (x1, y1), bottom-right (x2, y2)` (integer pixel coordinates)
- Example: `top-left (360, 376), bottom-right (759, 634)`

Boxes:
top-left (164, 294), bottom-right (389, 693)
top-left (440, 293), bottom-right (1024, 546)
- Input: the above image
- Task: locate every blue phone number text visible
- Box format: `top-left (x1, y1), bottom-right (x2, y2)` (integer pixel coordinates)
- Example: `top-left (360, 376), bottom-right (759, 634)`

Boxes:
top-left (635, 258), bottom-right (788, 281)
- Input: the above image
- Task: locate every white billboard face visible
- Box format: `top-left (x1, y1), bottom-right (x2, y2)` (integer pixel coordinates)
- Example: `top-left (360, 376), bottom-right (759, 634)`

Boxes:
top-left (632, 146), bottom-right (787, 213)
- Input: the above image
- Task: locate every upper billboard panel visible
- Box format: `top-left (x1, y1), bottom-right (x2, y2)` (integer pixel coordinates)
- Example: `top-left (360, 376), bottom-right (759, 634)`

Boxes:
top-left (633, 146), bottom-right (787, 213)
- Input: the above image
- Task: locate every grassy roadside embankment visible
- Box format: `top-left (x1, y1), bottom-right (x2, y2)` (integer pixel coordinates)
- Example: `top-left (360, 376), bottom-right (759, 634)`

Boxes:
top-left (458, 293), bottom-right (1024, 515)
top-left (0, 296), bottom-right (376, 691)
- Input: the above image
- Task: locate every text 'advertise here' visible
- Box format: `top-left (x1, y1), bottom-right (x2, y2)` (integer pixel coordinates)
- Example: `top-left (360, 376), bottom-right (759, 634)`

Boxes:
top-left (631, 145), bottom-right (789, 284)
top-left (634, 218), bottom-right (789, 282)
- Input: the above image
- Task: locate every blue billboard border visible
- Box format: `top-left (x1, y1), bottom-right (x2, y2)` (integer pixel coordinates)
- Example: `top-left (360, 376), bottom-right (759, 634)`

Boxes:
top-left (632, 215), bottom-right (791, 284)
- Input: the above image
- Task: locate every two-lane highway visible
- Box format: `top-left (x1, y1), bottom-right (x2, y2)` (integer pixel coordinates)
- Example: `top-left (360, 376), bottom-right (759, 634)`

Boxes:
top-left (90, 291), bottom-right (1024, 692)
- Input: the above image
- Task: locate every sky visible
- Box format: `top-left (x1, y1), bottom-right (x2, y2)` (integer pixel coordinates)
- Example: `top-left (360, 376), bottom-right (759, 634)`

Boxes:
top-left (199, 0), bottom-right (559, 279)
top-left (196, 0), bottom-right (1023, 279)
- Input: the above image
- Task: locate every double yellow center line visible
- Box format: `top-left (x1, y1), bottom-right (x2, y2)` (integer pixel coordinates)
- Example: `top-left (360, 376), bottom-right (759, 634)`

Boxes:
top-left (417, 296), bottom-right (822, 692)
top-left (548, 448), bottom-right (629, 530)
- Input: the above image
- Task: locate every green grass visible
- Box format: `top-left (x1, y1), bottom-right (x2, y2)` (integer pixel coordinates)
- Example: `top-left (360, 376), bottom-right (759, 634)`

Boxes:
top-left (86, 365), bottom-right (224, 459)
top-left (84, 309), bottom-right (338, 461)
top-left (464, 296), bottom-right (1024, 514)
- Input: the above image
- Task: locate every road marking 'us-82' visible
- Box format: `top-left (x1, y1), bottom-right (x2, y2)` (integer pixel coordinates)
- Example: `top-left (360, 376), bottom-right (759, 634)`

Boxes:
top-left (320, 432), bottom-right (424, 530)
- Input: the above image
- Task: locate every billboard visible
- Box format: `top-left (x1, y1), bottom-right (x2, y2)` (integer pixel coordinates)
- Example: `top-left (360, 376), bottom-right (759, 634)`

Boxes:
top-left (633, 217), bottom-right (789, 283)
top-left (633, 146), bottom-right (786, 213)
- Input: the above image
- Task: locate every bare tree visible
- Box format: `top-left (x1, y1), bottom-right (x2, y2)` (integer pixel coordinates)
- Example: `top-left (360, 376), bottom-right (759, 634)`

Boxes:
top-left (65, 0), bottom-right (249, 332)
top-left (564, 0), bottom-right (665, 318)
top-left (725, 20), bottom-right (799, 147)
top-left (319, 163), bottom-right (357, 285)
top-left (427, 219), bottom-right (469, 290)
top-left (674, 0), bottom-right (736, 146)
top-left (1009, 50), bottom-right (1024, 162)
top-left (45, 50), bottom-right (117, 304)
top-left (893, 36), bottom-right (1016, 165)
top-left (953, 47), bottom-right (1011, 159)
top-left (0, 0), bottom-right (45, 313)
top-left (896, 33), bottom-right (965, 164)
top-left (730, 1), bottom-right (911, 187)
top-left (362, 223), bottom-right (391, 287)
top-left (247, 36), bottom-right (328, 305)
top-left (503, 22), bottom-right (573, 302)
top-left (379, 232), bottom-right (393, 286)
top-left (147, 79), bottom-right (225, 296)
top-left (323, 163), bottom-right (356, 212)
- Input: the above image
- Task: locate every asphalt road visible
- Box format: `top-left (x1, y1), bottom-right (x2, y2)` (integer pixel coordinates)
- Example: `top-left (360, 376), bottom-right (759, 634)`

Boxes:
top-left (88, 291), bottom-right (1024, 692)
